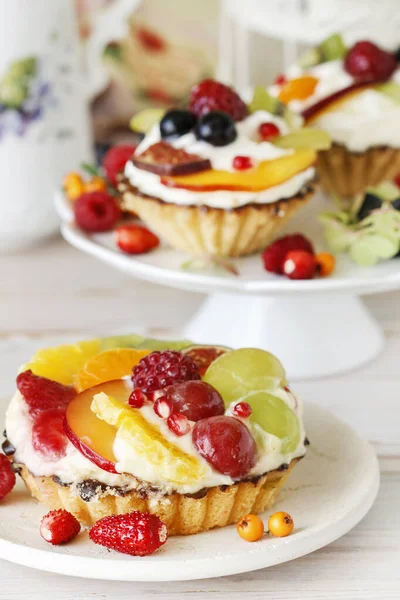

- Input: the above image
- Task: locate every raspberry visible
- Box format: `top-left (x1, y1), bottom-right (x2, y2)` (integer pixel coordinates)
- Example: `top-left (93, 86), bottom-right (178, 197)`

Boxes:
top-left (102, 145), bottom-right (137, 186)
top-left (74, 192), bottom-right (121, 233)
top-left (16, 370), bottom-right (76, 417)
top-left (89, 511), bottom-right (168, 556)
top-left (282, 250), bottom-right (316, 280)
top-left (258, 122), bottom-right (280, 141)
top-left (262, 234), bottom-right (314, 275)
top-left (132, 350), bottom-right (200, 394)
top-left (344, 41), bottom-right (397, 82)
top-left (232, 155), bottom-right (253, 170)
top-left (40, 509), bottom-right (80, 545)
top-left (32, 408), bottom-right (68, 461)
top-left (115, 224), bottom-right (160, 254)
top-left (0, 454), bottom-right (16, 501)
top-left (189, 79), bottom-right (248, 122)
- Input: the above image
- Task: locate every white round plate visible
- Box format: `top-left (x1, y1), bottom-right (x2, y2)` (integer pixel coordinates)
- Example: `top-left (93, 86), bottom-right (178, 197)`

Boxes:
top-left (0, 404), bottom-right (379, 581)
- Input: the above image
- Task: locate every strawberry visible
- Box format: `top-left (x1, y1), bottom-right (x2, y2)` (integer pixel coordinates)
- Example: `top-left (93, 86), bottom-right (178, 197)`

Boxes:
top-left (283, 250), bottom-right (317, 280)
top-left (262, 234), bottom-right (314, 275)
top-left (102, 145), bottom-right (137, 186)
top-left (189, 79), bottom-right (248, 122)
top-left (0, 454), bottom-right (16, 501)
top-left (89, 511), bottom-right (168, 556)
top-left (16, 370), bottom-right (76, 417)
top-left (115, 224), bottom-right (160, 254)
top-left (40, 509), bottom-right (80, 545)
top-left (32, 408), bottom-right (68, 461)
top-left (74, 191), bottom-right (121, 233)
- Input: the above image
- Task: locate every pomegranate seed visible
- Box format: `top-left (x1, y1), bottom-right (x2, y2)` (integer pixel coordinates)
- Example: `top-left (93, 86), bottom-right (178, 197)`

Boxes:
top-left (232, 402), bottom-right (252, 418)
top-left (167, 413), bottom-right (191, 436)
top-left (153, 396), bottom-right (173, 418)
top-left (129, 389), bottom-right (147, 408)
top-left (232, 155), bottom-right (253, 170)
top-left (259, 122), bottom-right (280, 141)
top-left (274, 74), bottom-right (287, 85)
top-left (282, 250), bottom-right (316, 280)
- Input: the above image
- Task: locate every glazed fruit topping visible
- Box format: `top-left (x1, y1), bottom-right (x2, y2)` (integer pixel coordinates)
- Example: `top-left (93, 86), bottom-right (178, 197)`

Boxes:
top-left (102, 145), bottom-right (137, 186)
top-left (164, 380), bottom-right (225, 422)
top-left (132, 350), bottom-right (200, 394)
top-left (128, 388), bottom-right (148, 409)
top-left (131, 141), bottom-right (211, 176)
top-left (167, 412), bottom-right (191, 436)
top-left (89, 511), bottom-right (168, 556)
top-left (16, 370), bottom-right (76, 417)
top-left (153, 395), bottom-right (173, 418)
top-left (262, 234), bottom-right (314, 275)
top-left (194, 111), bottom-right (237, 147)
top-left (40, 509), bottom-right (80, 545)
top-left (258, 122), bottom-right (280, 141)
top-left (74, 191), bottom-right (120, 233)
top-left (160, 109), bottom-right (197, 139)
top-left (192, 416), bottom-right (257, 479)
top-left (282, 250), bottom-right (317, 280)
top-left (232, 401), bottom-right (252, 418)
top-left (183, 346), bottom-right (227, 376)
top-left (32, 408), bottom-right (69, 461)
top-left (115, 224), bottom-right (160, 255)
top-left (278, 76), bottom-right (319, 103)
top-left (0, 454), bottom-right (16, 501)
top-left (232, 155), bottom-right (253, 170)
top-left (189, 79), bottom-right (248, 122)
top-left (344, 41), bottom-right (397, 82)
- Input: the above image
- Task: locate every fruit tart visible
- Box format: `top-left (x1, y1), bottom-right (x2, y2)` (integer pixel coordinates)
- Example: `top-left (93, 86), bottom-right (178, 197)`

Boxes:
top-left (270, 34), bottom-right (400, 207)
top-left (3, 335), bottom-right (307, 535)
top-left (118, 79), bottom-right (327, 257)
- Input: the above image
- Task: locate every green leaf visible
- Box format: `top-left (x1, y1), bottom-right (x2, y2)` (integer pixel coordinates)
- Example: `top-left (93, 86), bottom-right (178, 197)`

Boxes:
top-left (81, 162), bottom-right (102, 178)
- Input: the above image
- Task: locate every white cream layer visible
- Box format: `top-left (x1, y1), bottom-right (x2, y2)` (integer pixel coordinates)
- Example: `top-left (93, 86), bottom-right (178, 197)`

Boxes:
top-left (6, 387), bottom-right (306, 496)
top-left (270, 60), bottom-right (400, 152)
top-left (125, 110), bottom-right (315, 209)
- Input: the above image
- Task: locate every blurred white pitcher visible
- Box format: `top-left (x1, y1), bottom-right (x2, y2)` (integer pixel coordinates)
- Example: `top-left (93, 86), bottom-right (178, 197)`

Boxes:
top-left (0, 0), bottom-right (93, 251)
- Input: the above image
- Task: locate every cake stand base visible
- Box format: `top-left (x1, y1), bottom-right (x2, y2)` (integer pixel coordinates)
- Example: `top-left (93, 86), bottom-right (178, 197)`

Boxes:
top-left (184, 293), bottom-right (385, 380)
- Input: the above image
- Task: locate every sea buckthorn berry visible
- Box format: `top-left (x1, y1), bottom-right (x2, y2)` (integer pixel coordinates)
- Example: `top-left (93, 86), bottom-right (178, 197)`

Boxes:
top-left (128, 389), bottom-right (147, 409)
top-left (153, 396), bottom-right (173, 419)
top-left (258, 122), bottom-right (280, 141)
top-left (268, 511), bottom-right (294, 537)
top-left (84, 176), bottom-right (107, 193)
top-left (232, 155), bottom-right (253, 170)
top-left (232, 401), bottom-right (252, 418)
top-left (237, 514), bottom-right (265, 542)
top-left (63, 172), bottom-right (85, 201)
top-left (315, 252), bottom-right (336, 277)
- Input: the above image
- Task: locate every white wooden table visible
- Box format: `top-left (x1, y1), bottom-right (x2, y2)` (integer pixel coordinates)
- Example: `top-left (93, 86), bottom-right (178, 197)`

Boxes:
top-left (1, 236), bottom-right (399, 599)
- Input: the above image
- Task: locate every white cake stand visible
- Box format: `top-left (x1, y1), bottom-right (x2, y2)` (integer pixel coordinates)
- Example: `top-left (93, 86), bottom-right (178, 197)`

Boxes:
top-left (56, 192), bottom-right (400, 380)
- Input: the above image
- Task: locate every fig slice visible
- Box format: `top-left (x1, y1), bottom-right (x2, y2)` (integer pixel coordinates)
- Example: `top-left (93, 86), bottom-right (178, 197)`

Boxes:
top-left (132, 141), bottom-right (211, 176)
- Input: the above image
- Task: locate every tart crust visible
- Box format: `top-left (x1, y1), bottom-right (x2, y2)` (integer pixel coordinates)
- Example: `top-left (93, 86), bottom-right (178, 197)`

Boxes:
top-left (16, 459), bottom-right (300, 534)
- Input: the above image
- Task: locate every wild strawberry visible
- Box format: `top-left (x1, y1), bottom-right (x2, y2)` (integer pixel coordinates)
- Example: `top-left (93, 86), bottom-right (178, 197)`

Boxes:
top-left (32, 408), bottom-right (68, 461)
top-left (282, 250), bottom-right (316, 280)
top-left (153, 396), bottom-right (173, 419)
top-left (258, 122), bottom-right (280, 141)
top-left (40, 509), bottom-right (80, 545)
top-left (128, 389), bottom-right (147, 409)
top-left (167, 413), bottom-right (191, 436)
top-left (189, 79), bottom-right (248, 122)
top-left (132, 350), bottom-right (200, 394)
top-left (102, 145), bottom-right (137, 186)
top-left (0, 454), bottom-right (16, 501)
top-left (262, 234), bottom-right (314, 274)
top-left (115, 224), bottom-right (160, 255)
top-left (232, 402), bottom-right (252, 418)
top-left (232, 156), bottom-right (253, 170)
top-left (344, 41), bottom-right (397, 82)
top-left (16, 370), bottom-right (76, 417)
top-left (89, 511), bottom-right (168, 556)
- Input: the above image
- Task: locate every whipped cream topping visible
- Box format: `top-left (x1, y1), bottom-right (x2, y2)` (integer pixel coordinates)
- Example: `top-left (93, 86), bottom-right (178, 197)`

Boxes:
top-left (270, 60), bottom-right (400, 152)
top-left (6, 386), bottom-right (306, 496)
top-left (125, 110), bottom-right (315, 209)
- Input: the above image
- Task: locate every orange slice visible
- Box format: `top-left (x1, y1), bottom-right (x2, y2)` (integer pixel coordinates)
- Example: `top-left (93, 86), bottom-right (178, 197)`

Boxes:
top-left (75, 348), bottom-right (150, 392)
top-left (279, 76), bottom-right (319, 104)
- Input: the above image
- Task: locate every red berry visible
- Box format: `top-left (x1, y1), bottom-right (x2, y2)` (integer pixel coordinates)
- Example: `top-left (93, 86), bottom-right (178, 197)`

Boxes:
top-left (395, 172), bottom-right (400, 188)
top-left (274, 74), bottom-right (287, 85)
top-left (167, 413), bottom-right (191, 436)
top-left (115, 224), bottom-right (160, 255)
top-left (128, 389), bottom-right (147, 409)
top-left (258, 122), bottom-right (280, 141)
top-left (89, 511), bottom-right (168, 556)
top-left (283, 250), bottom-right (316, 280)
top-left (189, 79), bottom-right (248, 122)
top-left (232, 155), bottom-right (253, 170)
top-left (74, 192), bottom-right (120, 233)
top-left (232, 402), bottom-right (252, 418)
top-left (102, 145), bottom-right (137, 186)
top-left (344, 41), bottom-right (397, 82)
top-left (16, 370), bottom-right (76, 417)
top-left (165, 381), bottom-right (224, 422)
top-left (262, 234), bottom-right (314, 275)
top-left (32, 408), bottom-right (68, 461)
top-left (0, 454), bottom-right (16, 501)
top-left (137, 27), bottom-right (166, 52)
top-left (132, 350), bottom-right (200, 394)
top-left (153, 396), bottom-right (173, 419)
top-left (192, 416), bottom-right (257, 478)
top-left (40, 509), bottom-right (80, 545)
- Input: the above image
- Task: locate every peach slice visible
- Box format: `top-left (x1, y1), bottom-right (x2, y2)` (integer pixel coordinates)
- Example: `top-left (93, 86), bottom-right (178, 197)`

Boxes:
top-left (160, 150), bottom-right (316, 192)
top-left (278, 76), bottom-right (319, 104)
top-left (64, 379), bottom-right (133, 473)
